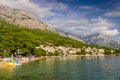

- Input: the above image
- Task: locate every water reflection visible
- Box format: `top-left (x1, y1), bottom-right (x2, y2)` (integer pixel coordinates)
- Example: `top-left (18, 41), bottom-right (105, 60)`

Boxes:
top-left (0, 67), bottom-right (14, 79)
top-left (0, 56), bottom-right (120, 80)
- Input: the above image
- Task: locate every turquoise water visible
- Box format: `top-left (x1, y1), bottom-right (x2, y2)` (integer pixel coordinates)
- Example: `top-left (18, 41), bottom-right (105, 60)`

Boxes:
top-left (0, 56), bottom-right (120, 80)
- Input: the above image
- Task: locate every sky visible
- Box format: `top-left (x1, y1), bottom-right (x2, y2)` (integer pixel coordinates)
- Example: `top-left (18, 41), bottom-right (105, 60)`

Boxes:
top-left (0, 0), bottom-right (120, 39)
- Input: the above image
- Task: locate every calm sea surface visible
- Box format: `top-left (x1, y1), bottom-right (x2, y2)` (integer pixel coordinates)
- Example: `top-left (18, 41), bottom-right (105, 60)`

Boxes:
top-left (0, 56), bottom-right (120, 80)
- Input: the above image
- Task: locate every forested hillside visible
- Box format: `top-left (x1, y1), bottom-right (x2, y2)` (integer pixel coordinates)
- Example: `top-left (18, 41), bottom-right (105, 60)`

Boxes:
top-left (0, 19), bottom-right (91, 56)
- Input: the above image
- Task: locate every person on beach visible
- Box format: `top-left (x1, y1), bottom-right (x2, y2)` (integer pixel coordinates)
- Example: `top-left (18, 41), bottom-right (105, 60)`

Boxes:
top-left (0, 57), bottom-right (2, 62)
top-left (11, 53), bottom-right (19, 65)
top-left (0, 56), bottom-right (4, 62)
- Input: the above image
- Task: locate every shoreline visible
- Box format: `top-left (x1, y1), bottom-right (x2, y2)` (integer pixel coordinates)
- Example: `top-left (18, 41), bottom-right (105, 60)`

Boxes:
top-left (0, 56), bottom-right (46, 68)
top-left (0, 54), bottom-right (119, 68)
top-left (18, 56), bottom-right (46, 64)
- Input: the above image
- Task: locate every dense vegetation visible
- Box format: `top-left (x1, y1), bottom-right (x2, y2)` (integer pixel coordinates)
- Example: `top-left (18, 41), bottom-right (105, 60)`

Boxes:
top-left (0, 19), bottom-right (120, 57)
top-left (0, 19), bottom-right (91, 57)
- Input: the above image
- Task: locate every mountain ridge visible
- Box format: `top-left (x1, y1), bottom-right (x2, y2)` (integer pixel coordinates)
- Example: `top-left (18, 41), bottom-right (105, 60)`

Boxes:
top-left (82, 33), bottom-right (120, 48)
top-left (0, 6), bottom-right (53, 31)
top-left (0, 6), bottom-right (120, 56)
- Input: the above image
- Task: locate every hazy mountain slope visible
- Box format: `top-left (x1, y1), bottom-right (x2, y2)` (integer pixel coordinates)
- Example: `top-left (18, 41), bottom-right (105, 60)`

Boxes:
top-left (0, 6), bottom-right (53, 31)
top-left (0, 19), bottom-right (88, 50)
top-left (83, 33), bottom-right (120, 48)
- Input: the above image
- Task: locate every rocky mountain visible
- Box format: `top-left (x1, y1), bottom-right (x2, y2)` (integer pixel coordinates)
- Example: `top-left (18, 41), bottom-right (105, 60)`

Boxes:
top-left (82, 33), bottom-right (120, 48)
top-left (0, 6), bottom-right (87, 43)
top-left (55, 28), bottom-right (85, 42)
top-left (0, 6), bottom-right (53, 31)
top-left (1, 6), bottom-right (119, 49)
top-left (0, 6), bottom-right (120, 56)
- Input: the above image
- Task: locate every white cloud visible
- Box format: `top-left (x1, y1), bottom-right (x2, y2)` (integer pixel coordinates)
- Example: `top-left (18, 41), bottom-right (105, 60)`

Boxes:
top-left (0, 0), bottom-right (69, 19)
top-left (47, 17), bottom-right (119, 36)
top-left (90, 17), bottom-right (114, 28)
top-left (79, 5), bottom-right (99, 11)
top-left (0, 0), bottom-right (119, 37)
top-left (104, 11), bottom-right (120, 17)
top-left (50, 2), bottom-right (68, 10)
top-left (47, 19), bottom-right (89, 28)
top-left (79, 6), bottom-right (92, 10)
top-left (0, 0), bottom-right (55, 18)
top-left (101, 29), bottom-right (119, 36)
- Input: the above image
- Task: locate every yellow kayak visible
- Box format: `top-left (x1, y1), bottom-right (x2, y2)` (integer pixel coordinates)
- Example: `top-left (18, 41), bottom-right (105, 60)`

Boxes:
top-left (0, 58), bottom-right (21, 68)
top-left (2, 61), bottom-right (15, 68)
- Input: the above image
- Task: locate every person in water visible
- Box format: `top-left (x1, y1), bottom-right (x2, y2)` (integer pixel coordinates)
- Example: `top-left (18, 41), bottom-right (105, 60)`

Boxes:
top-left (13, 57), bottom-right (19, 65)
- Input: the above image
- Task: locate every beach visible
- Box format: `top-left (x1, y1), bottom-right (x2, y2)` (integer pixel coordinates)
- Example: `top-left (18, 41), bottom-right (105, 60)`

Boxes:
top-left (0, 56), bottom-right (46, 68)
top-left (0, 53), bottom-right (111, 69)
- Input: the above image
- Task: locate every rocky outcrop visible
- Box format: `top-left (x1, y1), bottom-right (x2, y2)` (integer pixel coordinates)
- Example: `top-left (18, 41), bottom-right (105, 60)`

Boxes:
top-left (0, 6), bottom-right (53, 31)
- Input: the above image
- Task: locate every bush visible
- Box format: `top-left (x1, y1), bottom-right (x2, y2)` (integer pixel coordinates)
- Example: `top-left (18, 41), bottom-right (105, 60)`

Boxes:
top-left (47, 52), bottom-right (54, 56)
top-left (34, 48), bottom-right (46, 56)
top-left (76, 52), bottom-right (82, 55)
top-left (1, 52), bottom-right (11, 57)
top-left (54, 50), bottom-right (59, 56)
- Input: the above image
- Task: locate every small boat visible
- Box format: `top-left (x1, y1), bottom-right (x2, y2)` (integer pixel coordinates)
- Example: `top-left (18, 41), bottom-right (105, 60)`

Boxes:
top-left (2, 61), bottom-right (15, 68)
top-left (1, 58), bottom-right (20, 68)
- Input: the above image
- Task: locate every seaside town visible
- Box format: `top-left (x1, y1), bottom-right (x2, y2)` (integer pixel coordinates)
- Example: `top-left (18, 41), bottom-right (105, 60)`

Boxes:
top-left (0, 44), bottom-right (118, 68)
